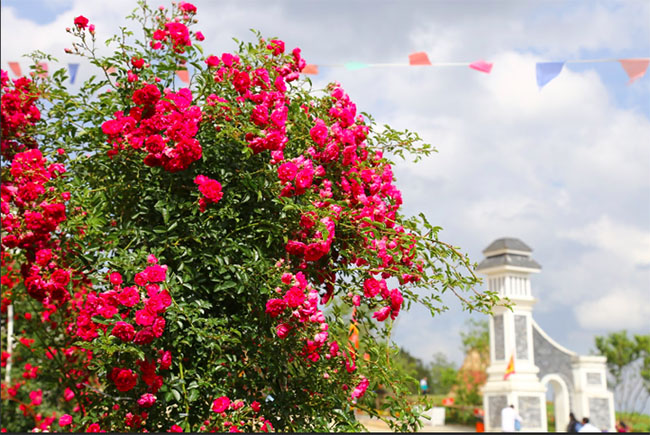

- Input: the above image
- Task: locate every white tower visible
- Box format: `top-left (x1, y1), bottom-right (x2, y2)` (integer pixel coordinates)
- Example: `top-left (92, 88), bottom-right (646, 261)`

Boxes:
top-left (478, 238), bottom-right (548, 432)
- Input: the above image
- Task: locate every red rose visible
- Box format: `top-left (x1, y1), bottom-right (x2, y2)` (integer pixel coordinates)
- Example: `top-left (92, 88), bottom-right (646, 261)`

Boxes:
top-left (264, 299), bottom-right (287, 318)
top-left (205, 56), bottom-right (220, 68)
top-left (134, 327), bottom-right (155, 345)
top-left (152, 317), bottom-right (166, 337)
top-left (74, 15), bottom-right (89, 29)
top-left (51, 269), bottom-right (71, 287)
top-left (111, 321), bottom-right (135, 342)
top-left (109, 272), bottom-right (123, 286)
top-left (112, 368), bottom-right (137, 392)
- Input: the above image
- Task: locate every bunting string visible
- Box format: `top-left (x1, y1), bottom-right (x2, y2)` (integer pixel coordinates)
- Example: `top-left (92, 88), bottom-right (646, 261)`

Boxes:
top-left (4, 54), bottom-right (649, 89)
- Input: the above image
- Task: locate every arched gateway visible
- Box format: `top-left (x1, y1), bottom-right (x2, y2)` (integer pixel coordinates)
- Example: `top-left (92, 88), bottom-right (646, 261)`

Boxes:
top-left (478, 238), bottom-right (615, 432)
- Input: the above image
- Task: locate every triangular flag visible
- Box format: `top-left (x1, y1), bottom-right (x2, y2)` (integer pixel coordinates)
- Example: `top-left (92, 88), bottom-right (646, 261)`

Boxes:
top-left (348, 322), bottom-right (359, 351)
top-left (68, 63), bottom-right (79, 84)
top-left (536, 62), bottom-right (564, 89)
top-left (175, 69), bottom-right (190, 84)
top-left (503, 354), bottom-right (515, 380)
top-left (38, 62), bottom-right (48, 78)
top-left (618, 59), bottom-right (650, 84)
top-left (469, 59), bottom-right (493, 74)
top-left (302, 64), bottom-right (319, 75)
top-left (345, 62), bottom-right (368, 71)
top-left (409, 52), bottom-right (431, 66)
top-left (106, 67), bottom-right (117, 74)
top-left (8, 62), bottom-right (21, 77)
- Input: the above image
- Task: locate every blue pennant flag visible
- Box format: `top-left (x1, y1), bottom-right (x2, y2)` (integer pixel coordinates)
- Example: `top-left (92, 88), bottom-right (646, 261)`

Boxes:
top-left (536, 62), bottom-right (565, 89)
top-left (345, 62), bottom-right (369, 71)
top-left (68, 63), bottom-right (80, 84)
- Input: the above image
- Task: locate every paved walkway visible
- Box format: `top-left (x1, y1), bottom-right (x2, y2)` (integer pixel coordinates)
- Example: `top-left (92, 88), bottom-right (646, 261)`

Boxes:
top-left (358, 415), bottom-right (476, 433)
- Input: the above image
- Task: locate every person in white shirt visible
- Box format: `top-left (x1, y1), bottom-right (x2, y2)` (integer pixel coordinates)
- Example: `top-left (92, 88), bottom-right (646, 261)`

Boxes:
top-left (578, 417), bottom-right (601, 432)
top-left (501, 404), bottom-right (523, 432)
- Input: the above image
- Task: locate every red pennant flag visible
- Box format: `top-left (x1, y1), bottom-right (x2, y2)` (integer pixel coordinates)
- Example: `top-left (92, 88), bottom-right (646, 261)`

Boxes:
top-left (38, 62), bottom-right (48, 78)
top-left (175, 70), bottom-right (190, 83)
top-left (302, 64), bottom-right (318, 75)
top-left (408, 52), bottom-right (431, 66)
top-left (619, 59), bottom-right (650, 84)
top-left (503, 354), bottom-right (515, 380)
top-left (469, 59), bottom-right (493, 74)
top-left (8, 62), bottom-right (21, 77)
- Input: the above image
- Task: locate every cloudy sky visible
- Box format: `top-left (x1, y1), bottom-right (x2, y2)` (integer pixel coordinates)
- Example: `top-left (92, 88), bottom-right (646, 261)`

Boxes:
top-left (2, 0), bottom-right (649, 367)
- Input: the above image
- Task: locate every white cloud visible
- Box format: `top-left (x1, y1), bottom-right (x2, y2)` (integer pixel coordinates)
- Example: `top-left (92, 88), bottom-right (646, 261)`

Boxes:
top-left (561, 215), bottom-right (650, 265)
top-left (576, 288), bottom-right (650, 330)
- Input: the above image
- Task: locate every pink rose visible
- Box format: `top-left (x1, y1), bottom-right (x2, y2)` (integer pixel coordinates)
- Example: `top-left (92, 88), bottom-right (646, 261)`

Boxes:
top-left (137, 393), bottom-right (157, 408)
top-left (109, 272), bottom-right (123, 286)
top-left (276, 323), bottom-right (290, 338)
top-left (372, 306), bottom-right (391, 322)
top-left (205, 55), bottom-right (220, 67)
top-left (59, 414), bottom-right (73, 426)
top-left (152, 317), bottom-right (166, 337)
top-left (179, 2), bottom-right (197, 13)
top-left (277, 162), bottom-right (297, 181)
top-left (64, 387), bottom-right (75, 401)
top-left (118, 286), bottom-right (140, 307)
top-left (265, 299), bottom-right (287, 318)
top-left (284, 287), bottom-right (305, 308)
top-left (212, 396), bottom-right (230, 413)
top-left (295, 168), bottom-right (313, 190)
top-left (135, 309), bottom-right (155, 326)
top-left (309, 119), bottom-right (328, 145)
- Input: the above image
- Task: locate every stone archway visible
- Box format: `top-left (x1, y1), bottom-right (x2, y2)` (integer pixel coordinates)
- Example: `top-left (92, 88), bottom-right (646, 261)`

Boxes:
top-left (541, 374), bottom-right (570, 432)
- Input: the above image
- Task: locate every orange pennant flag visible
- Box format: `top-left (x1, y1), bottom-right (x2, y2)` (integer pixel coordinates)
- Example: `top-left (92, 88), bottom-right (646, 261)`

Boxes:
top-left (503, 354), bottom-right (515, 380)
top-left (38, 62), bottom-right (48, 78)
top-left (348, 322), bottom-right (359, 351)
top-left (8, 62), bottom-right (21, 77)
top-left (302, 64), bottom-right (319, 75)
top-left (175, 69), bottom-right (190, 84)
top-left (619, 59), bottom-right (650, 84)
top-left (408, 52), bottom-right (431, 66)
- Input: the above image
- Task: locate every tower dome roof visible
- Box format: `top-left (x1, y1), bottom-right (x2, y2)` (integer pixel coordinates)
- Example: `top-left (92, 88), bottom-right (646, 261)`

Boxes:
top-left (482, 237), bottom-right (532, 255)
top-left (476, 237), bottom-right (541, 272)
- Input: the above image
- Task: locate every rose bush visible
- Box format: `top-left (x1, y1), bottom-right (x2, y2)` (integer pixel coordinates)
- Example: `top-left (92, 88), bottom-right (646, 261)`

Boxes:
top-left (1, 1), bottom-right (498, 432)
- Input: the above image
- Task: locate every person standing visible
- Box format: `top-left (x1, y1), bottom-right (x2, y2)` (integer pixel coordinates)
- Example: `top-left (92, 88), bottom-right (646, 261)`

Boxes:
top-left (501, 404), bottom-right (522, 432)
top-left (578, 417), bottom-right (600, 432)
top-left (567, 412), bottom-right (583, 432)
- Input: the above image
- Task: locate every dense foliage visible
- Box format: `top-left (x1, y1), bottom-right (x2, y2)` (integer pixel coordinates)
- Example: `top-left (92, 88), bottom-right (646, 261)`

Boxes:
top-left (594, 330), bottom-right (650, 414)
top-left (0, 1), bottom-right (497, 432)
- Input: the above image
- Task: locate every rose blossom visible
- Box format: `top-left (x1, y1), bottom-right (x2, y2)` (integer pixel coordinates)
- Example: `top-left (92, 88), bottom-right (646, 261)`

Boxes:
top-left (112, 368), bottom-right (138, 392)
top-left (59, 414), bottom-right (73, 426)
top-left (111, 321), bottom-right (135, 342)
top-left (137, 393), bottom-right (157, 408)
top-left (74, 16), bottom-right (89, 29)
top-left (212, 396), bottom-right (230, 413)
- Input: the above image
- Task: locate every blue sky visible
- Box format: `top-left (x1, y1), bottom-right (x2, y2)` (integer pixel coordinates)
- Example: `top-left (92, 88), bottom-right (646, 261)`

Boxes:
top-left (2, 0), bottom-right (649, 371)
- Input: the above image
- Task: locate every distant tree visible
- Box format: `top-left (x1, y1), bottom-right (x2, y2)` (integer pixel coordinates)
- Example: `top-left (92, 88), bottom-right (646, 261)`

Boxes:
top-left (594, 331), bottom-right (650, 413)
top-left (460, 318), bottom-right (489, 361)
top-left (392, 348), bottom-right (430, 395)
top-left (429, 352), bottom-right (458, 395)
